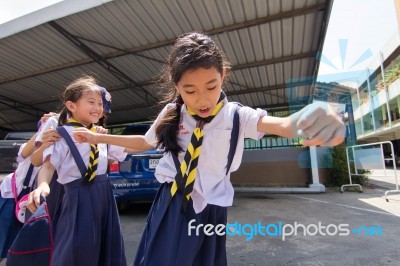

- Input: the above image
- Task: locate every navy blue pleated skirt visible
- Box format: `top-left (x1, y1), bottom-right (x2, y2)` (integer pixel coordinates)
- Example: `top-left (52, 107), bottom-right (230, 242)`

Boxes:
top-left (52, 174), bottom-right (127, 266)
top-left (133, 182), bottom-right (228, 266)
top-left (0, 195), bottom-right (22, 258)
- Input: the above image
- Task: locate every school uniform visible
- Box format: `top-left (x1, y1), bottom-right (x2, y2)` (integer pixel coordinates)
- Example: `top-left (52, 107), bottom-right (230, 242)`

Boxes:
top-left (134, 99), bottom-right (267, 266)
top-left (42, 124), bottom-right (128, 266)
top-left (0, 144), bottom-right (40, 258)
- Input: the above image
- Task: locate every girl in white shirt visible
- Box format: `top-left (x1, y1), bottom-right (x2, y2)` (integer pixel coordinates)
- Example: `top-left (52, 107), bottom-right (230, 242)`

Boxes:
top-left (73, 32), bottom-right (345, 266)
top-left (0, 135), bottom-right (38, 261)
top-left (28, 76), bottom-right (128, 266)
top-left (0, 112), bottom-right (57, 262)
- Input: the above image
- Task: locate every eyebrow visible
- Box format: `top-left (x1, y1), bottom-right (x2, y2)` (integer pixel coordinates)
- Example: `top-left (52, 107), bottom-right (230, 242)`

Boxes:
top-left (85, 96), bottom-right (101, 102)
top-left (182, 79), bottom-right (218, 88)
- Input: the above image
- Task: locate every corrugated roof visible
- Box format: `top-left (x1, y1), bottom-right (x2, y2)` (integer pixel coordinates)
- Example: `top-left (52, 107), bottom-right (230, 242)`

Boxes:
top-left (0, 0), bottom-right (332, 130)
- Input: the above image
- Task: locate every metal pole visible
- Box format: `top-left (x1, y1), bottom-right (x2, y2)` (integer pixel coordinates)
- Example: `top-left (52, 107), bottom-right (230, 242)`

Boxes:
top-left (380, 51), bottom-right (392, 128)
top-left (380, 143), bottom-right (386, 177)
top-left (366, 68), bottom-right (376, 132)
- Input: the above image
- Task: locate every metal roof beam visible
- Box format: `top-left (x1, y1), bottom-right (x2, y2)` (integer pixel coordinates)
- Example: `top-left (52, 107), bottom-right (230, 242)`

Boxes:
top-left (48, 21), bottom-right (158, 105)
top-left (0, 77), bottom-right (312, 111)
top-left (9, 102), bottom-right (153, 126)
top-left (1, 50), bottom-right (315, 108)
top-left (4, 80), bottom-right (313, 126)
top-left (226, 80), bottom-right (314, 96)
top-left (0, 96), bottom-right (46, 118)
top-left (0, 3), bottom-right (325, 85)
top-left (232, 51), bottom-right (316, 70)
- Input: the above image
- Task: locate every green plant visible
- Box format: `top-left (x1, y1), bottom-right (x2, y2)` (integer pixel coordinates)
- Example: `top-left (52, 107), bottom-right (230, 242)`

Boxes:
top-left (327, 144), bottom-right (369, 187)
top-left (385, 63), bottom-right (400, 84)
top-left (376, 63), bottom-right (400, 91)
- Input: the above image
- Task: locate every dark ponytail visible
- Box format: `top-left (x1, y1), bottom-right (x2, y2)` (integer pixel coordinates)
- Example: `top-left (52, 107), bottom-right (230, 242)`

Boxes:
top-left (98, 114), bottom-right (107, 128)
top-left (58, 107), bottom-right (69, 126)
top-left (155, 96), bottom-right (183, 156)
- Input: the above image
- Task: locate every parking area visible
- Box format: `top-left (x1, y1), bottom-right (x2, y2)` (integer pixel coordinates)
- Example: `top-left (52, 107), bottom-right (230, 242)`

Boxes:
top-left (1, 172), bottom-right (399, 265)
top-left (120, 174), bottom-right (400, 266)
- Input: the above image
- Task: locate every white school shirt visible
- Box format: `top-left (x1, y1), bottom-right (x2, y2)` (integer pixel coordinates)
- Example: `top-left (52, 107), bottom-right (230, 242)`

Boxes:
top-left (41, 124), bottom-right (127, 185)
top-left (35, 115), bottom-right (59, 144)
top-left (144, 100), bottom-right (267, 213)
top-left (0, 143), bottom-right (40, 198)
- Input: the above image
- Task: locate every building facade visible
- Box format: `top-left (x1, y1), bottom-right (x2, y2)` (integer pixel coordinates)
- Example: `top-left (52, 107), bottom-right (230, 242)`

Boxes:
top-left (352, 32), bottom-right (400, 157)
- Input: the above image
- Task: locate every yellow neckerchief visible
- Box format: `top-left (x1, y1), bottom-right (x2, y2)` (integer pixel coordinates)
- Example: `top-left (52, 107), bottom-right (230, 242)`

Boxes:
top-left (170, 92), bottom-right (225, 210)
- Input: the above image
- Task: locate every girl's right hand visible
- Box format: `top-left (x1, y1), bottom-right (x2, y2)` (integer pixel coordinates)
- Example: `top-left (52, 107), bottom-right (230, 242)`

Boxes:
top-left (73, 127), bottom-right (99, 144)
top-left (42, 127), bottom-right (61, 148)
top-left (27, 183), bottom-right (50, 213)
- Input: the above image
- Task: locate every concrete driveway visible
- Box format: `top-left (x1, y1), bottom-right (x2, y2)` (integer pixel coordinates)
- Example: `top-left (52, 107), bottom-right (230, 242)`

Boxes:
top-left (120, 180), bottom-right (400, 265)
top-left (1, 172), bottom-right (399, 265)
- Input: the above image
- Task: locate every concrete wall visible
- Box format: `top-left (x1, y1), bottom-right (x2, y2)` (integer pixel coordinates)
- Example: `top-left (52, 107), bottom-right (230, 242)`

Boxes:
top-left (231, 147), bottom-right (311, 187)
top-left (231, 147), bottom-right (332, 187)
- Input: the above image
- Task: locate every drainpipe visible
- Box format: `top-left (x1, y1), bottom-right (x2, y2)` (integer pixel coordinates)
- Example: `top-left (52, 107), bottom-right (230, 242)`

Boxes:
top-left (366, 68), bottom-right (376, 132)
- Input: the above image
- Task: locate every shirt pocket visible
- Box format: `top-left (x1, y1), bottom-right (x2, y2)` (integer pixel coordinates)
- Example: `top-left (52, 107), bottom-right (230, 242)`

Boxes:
top-left (203, 128), bottom-right (232, 170)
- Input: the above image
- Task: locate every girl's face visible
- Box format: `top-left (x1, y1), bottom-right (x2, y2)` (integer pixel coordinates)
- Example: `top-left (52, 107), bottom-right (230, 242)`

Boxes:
top-left (67, 90), bottom-right (103, 127)
top-left (175, 67), bottom-right (224, 118)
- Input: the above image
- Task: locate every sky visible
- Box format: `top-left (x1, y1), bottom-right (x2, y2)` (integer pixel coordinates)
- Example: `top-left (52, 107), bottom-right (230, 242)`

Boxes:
top-left (0, 0), bottom-right (397, 88)
top-left (317, 0), bottom-right (398, 87)
top-left (0, 0), bottom-right (63, 24)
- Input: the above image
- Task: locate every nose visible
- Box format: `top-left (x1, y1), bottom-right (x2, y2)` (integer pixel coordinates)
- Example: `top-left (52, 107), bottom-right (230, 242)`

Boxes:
top-left (196, 90), bottom-right (210, 106)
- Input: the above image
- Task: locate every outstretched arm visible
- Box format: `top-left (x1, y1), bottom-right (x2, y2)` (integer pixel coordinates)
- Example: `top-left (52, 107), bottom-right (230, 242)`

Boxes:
top-left (73, 128), bottom-right (154, 151)
top-left (32, 125), bottom-right (110, 166)
top-left (257, 101), bottom-right (345, 147)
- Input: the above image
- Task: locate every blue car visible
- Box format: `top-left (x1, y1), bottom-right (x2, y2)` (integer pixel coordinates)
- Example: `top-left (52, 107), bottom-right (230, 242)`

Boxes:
top-left (108, 124), bottom-right (162, 209)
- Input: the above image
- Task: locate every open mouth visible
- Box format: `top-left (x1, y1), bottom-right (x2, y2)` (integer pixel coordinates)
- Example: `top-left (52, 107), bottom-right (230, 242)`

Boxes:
top-left (199, 108), bottom-right (210, 115)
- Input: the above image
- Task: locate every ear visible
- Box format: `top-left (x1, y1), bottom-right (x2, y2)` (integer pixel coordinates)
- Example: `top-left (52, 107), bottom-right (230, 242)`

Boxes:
top-left (221, 68), bottom-right (227, 82)
top-left (175, 84), bottom-right (180, 96)
top-left (65, 101), bottom-right (76, 113)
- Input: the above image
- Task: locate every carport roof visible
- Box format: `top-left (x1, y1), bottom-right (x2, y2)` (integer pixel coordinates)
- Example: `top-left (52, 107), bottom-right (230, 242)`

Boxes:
top-left (0, 0), bottom-right (333, 130)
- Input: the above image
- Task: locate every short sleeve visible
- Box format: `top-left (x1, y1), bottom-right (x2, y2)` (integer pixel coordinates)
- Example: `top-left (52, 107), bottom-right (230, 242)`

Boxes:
top-left (144, 103), bottom-right (175, 147)
top-left (107, 145), bottom-right (128, 161)
top-left (36, 116), bottom-right (59, 143)
top-left (46, 138), bottom-right (66, 168)
top-left (240, 106), bottom-right (268, 140)
top-left (16, 143), bottom-right (27, 163)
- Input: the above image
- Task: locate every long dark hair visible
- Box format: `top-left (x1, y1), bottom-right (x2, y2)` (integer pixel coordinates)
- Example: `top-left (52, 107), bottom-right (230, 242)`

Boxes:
top-left (155, 32), bottom-right (230, 155)
top-left (58, 75), bottom-right (107, 128)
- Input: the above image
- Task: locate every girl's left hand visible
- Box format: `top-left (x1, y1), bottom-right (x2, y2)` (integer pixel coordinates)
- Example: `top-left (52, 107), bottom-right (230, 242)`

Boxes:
top-left (42, 127), bottom-right (61, 148)
top-left (73, 127), bottom-right (99, 144)
top-left (296, 102), bottom-right (345, 147)
top-left (27, 183), bottom-right (50, 213)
